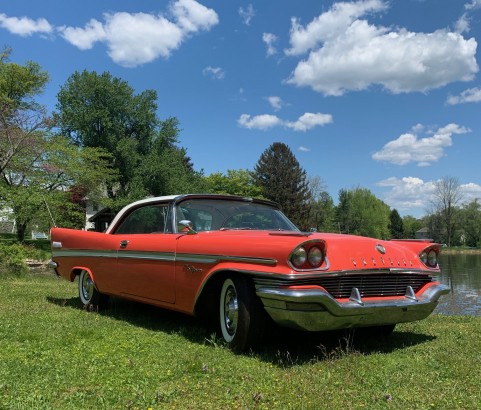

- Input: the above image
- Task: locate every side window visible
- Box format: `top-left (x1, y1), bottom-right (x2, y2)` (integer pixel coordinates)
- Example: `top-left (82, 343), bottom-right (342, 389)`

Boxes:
top-left (115, 205), bottom-right (172, 234)
top-left (176, 206), bottom-right (213, 232)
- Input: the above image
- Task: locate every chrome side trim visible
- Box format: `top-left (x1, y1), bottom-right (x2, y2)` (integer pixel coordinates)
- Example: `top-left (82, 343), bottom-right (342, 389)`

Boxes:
top-left (52, 249), bottom-right (117, 259)
top-left (251, 268), bottom-right (436, 283)
top-left (51, 248), bottom-right (276, 266)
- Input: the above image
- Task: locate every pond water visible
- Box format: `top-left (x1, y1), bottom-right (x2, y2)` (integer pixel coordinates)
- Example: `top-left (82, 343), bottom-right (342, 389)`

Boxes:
top-left (435, 253), bottom-right (481, 316)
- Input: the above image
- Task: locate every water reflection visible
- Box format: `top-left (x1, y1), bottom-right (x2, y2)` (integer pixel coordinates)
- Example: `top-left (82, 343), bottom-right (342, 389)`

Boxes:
top-left (435, 253), bottom-right (481, 316)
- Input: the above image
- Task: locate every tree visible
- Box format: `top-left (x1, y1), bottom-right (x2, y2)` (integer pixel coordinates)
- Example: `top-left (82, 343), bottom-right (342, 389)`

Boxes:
top-left (336, 187), bottom-right (390, 238)
top-left (55, 71), bottom-right (202, 207)
top-left (205, 169), bottom-right (262, 197)
top-left (336, 189), bottom-right (352, 234)
top-left (0, 48), bottom-right (50, 176)
top-left (253, 143), bottom-right (311, 229)
top-left (402, 215), bottom-right (423, 239)
top-left (389, 209), bottom-right (404, 239)
top-left (459, 199), bottom-right (481, 247)
top-left (55, 70), bottom-right (158, 199)
top-left (422, 212), bottom-right (444, 244)
top-left (1, 134), bottom-right (115, 241)
top-left (306, 176), bottom-right (336, 232)
top-left (1, 52), bottom-right (114, 241)
top-left (431, 176), bottom-right (463, 247)
top-left (310, 191), bottom-right (337, 232)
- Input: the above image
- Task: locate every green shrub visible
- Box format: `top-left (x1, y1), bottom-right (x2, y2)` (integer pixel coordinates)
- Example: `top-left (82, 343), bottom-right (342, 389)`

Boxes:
top-left (0, 242), bottom-right (29, 274)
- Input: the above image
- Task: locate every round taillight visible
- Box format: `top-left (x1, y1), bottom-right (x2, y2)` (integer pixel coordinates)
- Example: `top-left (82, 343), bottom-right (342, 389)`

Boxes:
top-left (291, 247), bottom-right (307, 268)
top-left (308, 246), bottom-right (324, 267)
top-left (427, 250), bottom-right (438, 267)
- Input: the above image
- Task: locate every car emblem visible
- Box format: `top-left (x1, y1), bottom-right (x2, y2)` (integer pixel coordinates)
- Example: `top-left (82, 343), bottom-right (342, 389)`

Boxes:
top-left (376, 244), bottom-right (386, 254)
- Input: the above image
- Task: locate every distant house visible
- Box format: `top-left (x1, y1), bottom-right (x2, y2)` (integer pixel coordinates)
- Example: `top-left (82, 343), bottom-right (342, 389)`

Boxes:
top-left (86, 203), bottom-right (115, 232)
top-left (0, 220), bottom-right (15, 235)
top-left (0, 208), bottom-right (48, 239)
top-left (0, 208), bottom-right (16, 235)
top-left (415, 227), bottom-right (431, 240)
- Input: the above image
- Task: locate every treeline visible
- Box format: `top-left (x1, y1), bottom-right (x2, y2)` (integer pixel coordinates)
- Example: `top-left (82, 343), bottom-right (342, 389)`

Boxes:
top-left (1, 50), bottom-right (480, 245)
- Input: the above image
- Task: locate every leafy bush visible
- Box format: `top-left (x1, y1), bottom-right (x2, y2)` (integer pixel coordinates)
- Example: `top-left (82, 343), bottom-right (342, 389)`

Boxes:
top-left (0, 242), bottom-right (49, 274)
top-left (0, 242), bottom-right (29, 274)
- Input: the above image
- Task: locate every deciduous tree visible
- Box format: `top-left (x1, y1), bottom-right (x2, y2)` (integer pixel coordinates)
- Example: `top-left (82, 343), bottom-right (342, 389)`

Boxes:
top-left (431, 176), bottom-right (463, 247)
top-left (459, 199), bottom-right (481, 247)
top-left (336, 187), bottom-right (390, 238)
top-left (205, 169), bottom-right (262, 198)
top-left (55, 71), bottom-right (202, 207)
top-left (1, 52), bottom-right (114, 240)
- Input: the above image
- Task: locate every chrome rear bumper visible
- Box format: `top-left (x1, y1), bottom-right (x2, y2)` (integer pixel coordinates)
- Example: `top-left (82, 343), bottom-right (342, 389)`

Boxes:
top-left (256, 283), bottom-right (450, 332)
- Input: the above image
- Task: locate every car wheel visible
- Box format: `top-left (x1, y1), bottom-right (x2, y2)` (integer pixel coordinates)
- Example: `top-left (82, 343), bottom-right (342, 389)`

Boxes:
top-left (78, 270), bottom-right (109, 309)
top-left (219, 275), bottom-right (265, 351)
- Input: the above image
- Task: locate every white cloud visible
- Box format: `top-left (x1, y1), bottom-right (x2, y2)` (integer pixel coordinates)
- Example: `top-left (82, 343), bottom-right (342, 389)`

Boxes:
top-left (447, 87), bottom-right (481, 105)
top-left (238, 114), bottom-right (281, 130)
top-left (59, 19), bottom-right (106, 50)
top-left (238, 112), bottom-right (332, 131)
top-left (266, 96), bottom-right (284, 111)
top-left (285, 0), bottom-right (387, 56)
top-left (377, 176), bottom-right (435, 212)
top-left (461, 182), bottom-right (481, 204)
top-left (372, 124), bottom-right (471, 166)
top-left (262, 32), bottom-right (278, 56)
top-left (285, 112), bottom-right (333, 131)
top-left (170, 0), bottom-right (219, 33)
top-left (57, 0), bottom-right (218, 67)
top-left (298, 146), bottom-right (311, 152)
top-left (465, 0), bottom-right (481, 10)
top-left (202, 66), bottom-right (225, 80)
top-left (285, 0), bottom-right (478, 96)
top-left (0, 13), bottom-right (52, 37)
top-left (377, 176), bottom-right (481, 214)
top-left (456, 0), bottom-right (481, 33)
top-left (239, 4), bottom-right (255, 26)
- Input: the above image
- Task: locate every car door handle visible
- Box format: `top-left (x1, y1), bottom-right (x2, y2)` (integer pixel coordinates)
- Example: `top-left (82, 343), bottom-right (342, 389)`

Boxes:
top-left (120, 240), bottom-right (129, 248)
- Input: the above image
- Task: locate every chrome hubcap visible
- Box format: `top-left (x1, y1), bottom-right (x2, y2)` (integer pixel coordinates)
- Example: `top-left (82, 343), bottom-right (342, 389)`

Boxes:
top-left (81, 273), bottom-right (94, 302)
top-left (223, 285), bottom-right (238, 336)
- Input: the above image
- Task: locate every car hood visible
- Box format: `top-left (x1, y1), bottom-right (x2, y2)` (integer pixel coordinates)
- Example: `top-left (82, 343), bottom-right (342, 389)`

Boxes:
top-left (187, 230), bottom-right (438, 273)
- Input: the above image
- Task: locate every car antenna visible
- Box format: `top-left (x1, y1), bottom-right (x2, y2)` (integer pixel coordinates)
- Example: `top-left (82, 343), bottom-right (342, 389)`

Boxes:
top-left (42, 195), bottom-right (57, 228)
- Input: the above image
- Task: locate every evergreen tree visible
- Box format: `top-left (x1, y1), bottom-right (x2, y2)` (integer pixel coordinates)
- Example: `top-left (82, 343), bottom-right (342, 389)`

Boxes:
top-left (254, 142), bottom-right (311, 229)
top-left (389, 209), bottom-right (404, 239)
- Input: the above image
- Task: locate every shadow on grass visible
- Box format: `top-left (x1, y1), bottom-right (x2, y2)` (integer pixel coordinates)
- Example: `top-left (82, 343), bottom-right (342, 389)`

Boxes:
top-left (47, 295), bottom-right (436, 366)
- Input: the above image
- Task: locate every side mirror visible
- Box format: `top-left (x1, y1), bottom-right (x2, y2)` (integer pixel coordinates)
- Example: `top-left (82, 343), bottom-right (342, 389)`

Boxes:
top-left (178, 220), bottom-right (197, 235)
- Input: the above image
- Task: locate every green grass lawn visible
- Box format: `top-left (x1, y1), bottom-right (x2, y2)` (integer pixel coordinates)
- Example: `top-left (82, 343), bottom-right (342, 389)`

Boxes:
top-left (1, 272), bottom-right (480, 409)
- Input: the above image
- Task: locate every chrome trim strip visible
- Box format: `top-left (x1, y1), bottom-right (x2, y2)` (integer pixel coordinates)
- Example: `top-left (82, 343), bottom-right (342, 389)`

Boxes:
top-left (51, 248), bottom-right (276, 266)
top-left (250, 268), bottom-right (436, 282)
top-left (119, 252), bottom-right (174, 261)
top-left (52, 249), bottom-right (116, 259)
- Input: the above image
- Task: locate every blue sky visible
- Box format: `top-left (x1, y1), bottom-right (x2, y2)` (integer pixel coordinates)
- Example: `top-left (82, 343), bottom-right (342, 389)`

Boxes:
top-left (1, 0), bottom-right (481, 217)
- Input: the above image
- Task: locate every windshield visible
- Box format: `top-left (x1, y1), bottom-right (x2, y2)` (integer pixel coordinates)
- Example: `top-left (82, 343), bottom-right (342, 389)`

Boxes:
top-left (175, 199), bottom-right (299, 232)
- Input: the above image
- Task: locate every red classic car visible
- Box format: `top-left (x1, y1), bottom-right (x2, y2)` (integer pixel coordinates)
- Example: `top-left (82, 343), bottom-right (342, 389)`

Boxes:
top-left (50, 194), bottom-right (449, 351)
